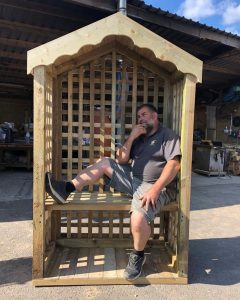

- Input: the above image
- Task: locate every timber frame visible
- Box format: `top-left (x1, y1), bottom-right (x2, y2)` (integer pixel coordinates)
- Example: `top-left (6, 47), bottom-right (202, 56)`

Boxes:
top-left (28, 12), bottom-right (202, 286)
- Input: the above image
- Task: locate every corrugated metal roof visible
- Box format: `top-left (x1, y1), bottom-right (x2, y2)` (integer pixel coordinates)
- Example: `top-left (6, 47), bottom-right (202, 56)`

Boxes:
top-left (131, 0), bottom-right (240, 39)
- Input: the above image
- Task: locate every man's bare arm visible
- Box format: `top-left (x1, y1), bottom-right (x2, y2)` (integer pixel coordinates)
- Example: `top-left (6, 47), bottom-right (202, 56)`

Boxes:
top-left (140, 157), bottom-right (181, 211)
top-left (115, 136), bottom-right (135, 164)
top-left (116, 125), bottom-right (146, 164)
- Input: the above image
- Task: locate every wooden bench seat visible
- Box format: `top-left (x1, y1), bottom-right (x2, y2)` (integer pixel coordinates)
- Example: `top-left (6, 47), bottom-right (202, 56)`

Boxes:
top-left (45, 192), bottom-right (178, 212)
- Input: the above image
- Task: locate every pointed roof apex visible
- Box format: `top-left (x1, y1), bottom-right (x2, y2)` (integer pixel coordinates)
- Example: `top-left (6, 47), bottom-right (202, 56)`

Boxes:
top-left (27, 12), bottom-right (202, 82)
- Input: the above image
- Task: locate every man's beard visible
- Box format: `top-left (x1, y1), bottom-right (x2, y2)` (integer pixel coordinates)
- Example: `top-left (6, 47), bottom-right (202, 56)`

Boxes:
top-left (142, 122), bottom-right (154, 134)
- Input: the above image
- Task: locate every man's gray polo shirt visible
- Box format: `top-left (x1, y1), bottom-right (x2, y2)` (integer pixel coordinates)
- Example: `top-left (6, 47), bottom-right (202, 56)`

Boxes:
top-left (130, 126), bottom-right (181, 192)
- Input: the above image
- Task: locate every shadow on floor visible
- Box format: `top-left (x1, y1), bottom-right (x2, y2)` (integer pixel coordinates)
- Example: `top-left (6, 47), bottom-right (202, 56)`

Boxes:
top-left (191, 184), bottom-right (240, 211)
top-left (0, 257), bottom-right (32, 286)
top-left (1, 237), bottom-right (239, 286)
top-left (189, 236), bottom-right (240, 285)
top-left (0, 199), bottom-right (32, 222)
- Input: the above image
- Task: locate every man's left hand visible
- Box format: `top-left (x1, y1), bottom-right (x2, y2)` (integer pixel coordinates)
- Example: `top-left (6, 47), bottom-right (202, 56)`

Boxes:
top-left (139, 189), bottom-right (160, 211)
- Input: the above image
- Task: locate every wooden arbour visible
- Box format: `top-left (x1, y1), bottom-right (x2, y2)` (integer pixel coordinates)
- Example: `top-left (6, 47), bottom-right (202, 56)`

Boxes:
top-left (28, 12), bottom-right (202, 286)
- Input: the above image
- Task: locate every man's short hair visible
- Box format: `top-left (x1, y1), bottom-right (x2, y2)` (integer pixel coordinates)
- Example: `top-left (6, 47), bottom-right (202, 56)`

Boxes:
top-left (137, 103), bottom-right (158, 114)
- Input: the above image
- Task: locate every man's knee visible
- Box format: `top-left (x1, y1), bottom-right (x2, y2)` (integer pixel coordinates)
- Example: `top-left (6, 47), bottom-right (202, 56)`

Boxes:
top-left (131, 211), bottom-right (148, 232)
top-left (96, 157), bottom-right (113, 177)
top-left (96, 157), bottom-right (111, 167)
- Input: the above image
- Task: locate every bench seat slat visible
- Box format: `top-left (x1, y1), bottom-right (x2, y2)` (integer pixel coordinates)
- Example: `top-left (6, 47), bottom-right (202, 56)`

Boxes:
top-left (45, 192), bottom-right (178, 212)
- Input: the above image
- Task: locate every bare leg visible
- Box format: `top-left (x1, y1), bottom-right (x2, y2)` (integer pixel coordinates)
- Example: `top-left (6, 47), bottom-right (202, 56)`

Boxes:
top-left (131, 211), bottom-right (151, 251)
top-left (72, 157), bottom-right (113, 191)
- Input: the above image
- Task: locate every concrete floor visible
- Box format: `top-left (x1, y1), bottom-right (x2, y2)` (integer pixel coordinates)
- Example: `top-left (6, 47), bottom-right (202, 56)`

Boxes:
top-left (0, 170), bottom-right (240, 300)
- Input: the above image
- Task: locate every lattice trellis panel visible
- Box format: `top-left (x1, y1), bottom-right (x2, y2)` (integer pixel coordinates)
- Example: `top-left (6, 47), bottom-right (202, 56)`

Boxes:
top-left (45, 73), bottom-right (53, 172)
top-left (59, 51), bottom-right (165, 188)
top-left (172, 80), bottom-right (183, 136)
top-left (59, 210), bottom-right (163, 241)
top-left (167, 211), bottom-right (178, 252)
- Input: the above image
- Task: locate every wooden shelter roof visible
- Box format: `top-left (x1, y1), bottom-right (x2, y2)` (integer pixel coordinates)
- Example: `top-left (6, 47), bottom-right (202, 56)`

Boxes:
top-left (27, 12), bottom-right (202, 82)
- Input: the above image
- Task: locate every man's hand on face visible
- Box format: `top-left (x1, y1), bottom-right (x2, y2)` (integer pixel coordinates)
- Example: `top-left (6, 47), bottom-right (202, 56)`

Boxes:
top-left (139, 189), bottom-right (160, 211)
top-left (129, 124), bottom-right (147, 141)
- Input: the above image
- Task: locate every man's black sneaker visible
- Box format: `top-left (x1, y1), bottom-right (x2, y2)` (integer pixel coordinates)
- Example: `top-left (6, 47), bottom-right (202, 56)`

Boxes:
top-left (123, 252), bottom-right (146, 280)
top-left (45, 172), bottom-right (70, 204)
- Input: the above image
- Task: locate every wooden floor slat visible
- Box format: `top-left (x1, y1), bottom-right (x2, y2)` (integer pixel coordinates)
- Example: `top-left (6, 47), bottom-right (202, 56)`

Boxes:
top-left (59, 248), bottom-right (78, 278)
top-left (115, 248), bottom-right (128, 278)
top-left (41, 246), bottom-right (184, 285)
top-left (88, 248), bottom-right (104, 279)
top-left (74, 248), bottom-right (90, 278)
top-left (103, 248), bottom-right (117, 278)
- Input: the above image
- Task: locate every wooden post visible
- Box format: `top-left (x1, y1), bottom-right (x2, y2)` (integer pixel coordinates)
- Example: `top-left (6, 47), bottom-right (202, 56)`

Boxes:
top-left (32, 66), bottom-right (47, 279)
top-left (178, 74), bottom-right (197, 279)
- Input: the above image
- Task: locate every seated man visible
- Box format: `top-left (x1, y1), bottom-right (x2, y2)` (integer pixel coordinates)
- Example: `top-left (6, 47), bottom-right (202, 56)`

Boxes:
top-left (46, 103), bottom-right (181, 281)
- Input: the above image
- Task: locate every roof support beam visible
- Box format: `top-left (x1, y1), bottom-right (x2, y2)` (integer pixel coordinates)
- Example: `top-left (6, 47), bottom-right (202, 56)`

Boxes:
top-left (0, 70), bottom-right (31, 78)
top-left (64, 0), bottom-right (115, 12)
top-left (0, 19), bottom-right (66, 38)
top-left (0, 63), bottom-right (26, 71)
top-left (0, 37), bottom-right (40, 49)
top-left (68, 0), bottom-right (240, 48)
top-left (169, 40), bottom-right (212, 57)
top-left (0, 0), bottom-right (97, 23)
top-left (0, 77), bottom-right (32, 87)
top-left (128, 6), bottom-right (240, 48)
top-left (203, 64), bottom-right (240, 75)
top-left (0, 50), bottom-right (26, 60)
top-left (205, 49), bottom-right (240, 63)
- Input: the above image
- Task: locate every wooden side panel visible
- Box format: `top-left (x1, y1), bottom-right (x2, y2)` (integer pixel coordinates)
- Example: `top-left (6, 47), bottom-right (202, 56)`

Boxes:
top-left (52, 76), bottom-right (62, 179)
top-left (67, 71), bottom-right (73, 180)
top-left (78, 67), bottom-right (84, 172)
top-left (154, 76), bottom-right (159, 108)
top-left (50, 75), bottom-right (63, 243)
top-left (172, 80), bottom-right (183, 135)
top-left (119, 62), bottom-right (127, 145)
top-left (33, 66), bottom-right (47, 279)
top-left (177, 81), bottom-right (183, 135)
top-left (143, 70), bottom-right (148, 104)
top-left (99, 59), bottom-right (106, 192)
top-left (45, 198), bottom-right (178, 243)
top-left (132, 61), bottom-right (137, 125)
top-left (45, 74), bottom-right (53, 172)
top-left (168, 211), bottom-right (178, 252)
top-left (178, 74), bottom-right (197, 278)
top-left (163, 80), bottom-right (172, 128)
